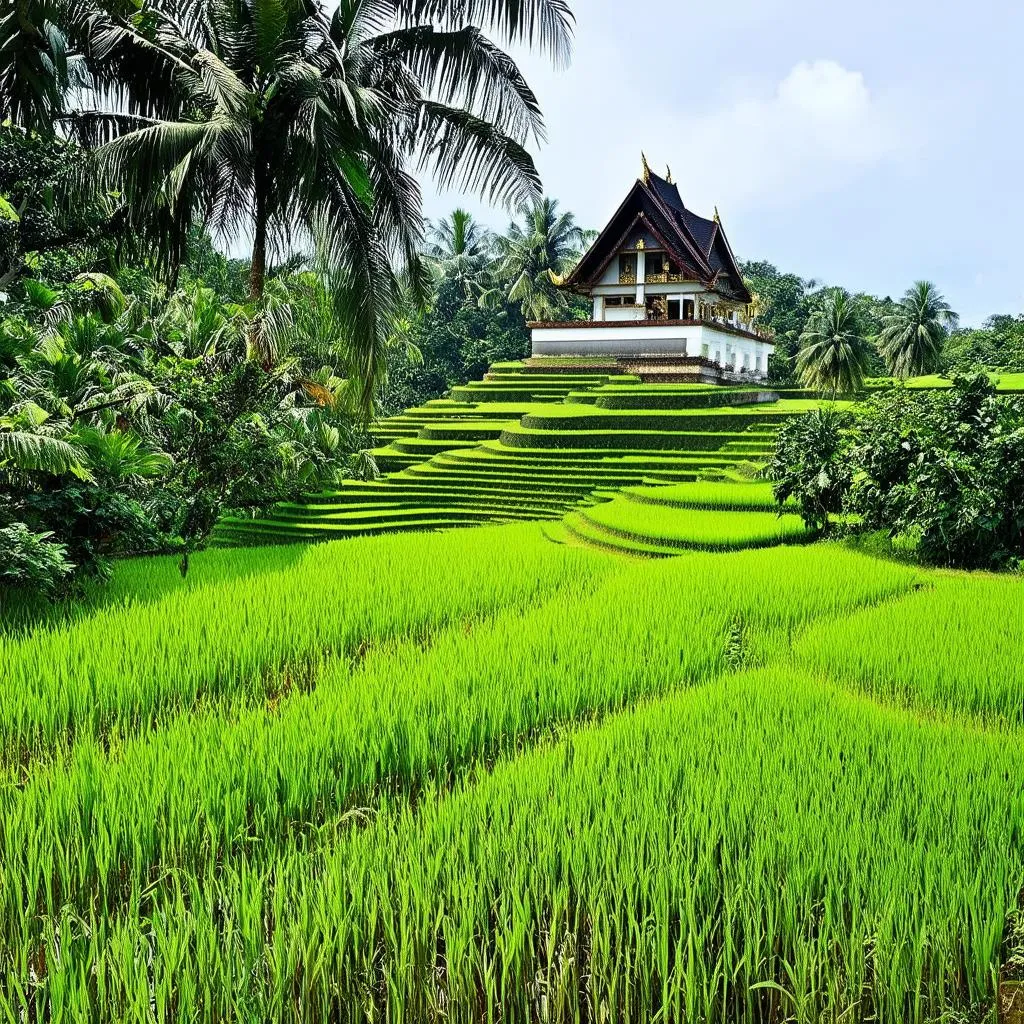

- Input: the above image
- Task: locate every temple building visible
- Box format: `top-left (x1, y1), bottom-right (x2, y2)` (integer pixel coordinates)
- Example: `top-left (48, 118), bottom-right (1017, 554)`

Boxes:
top-left (530, 157), bottom-right (772, 379)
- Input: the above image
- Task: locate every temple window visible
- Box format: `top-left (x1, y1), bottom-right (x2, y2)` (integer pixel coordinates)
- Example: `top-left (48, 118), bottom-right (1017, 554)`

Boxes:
top-left (645, 295), bottom-right (668, 320)
top-left (645, 252), bottom-right (683, 283)
top-left (618, 253), bottom-right (637, 284)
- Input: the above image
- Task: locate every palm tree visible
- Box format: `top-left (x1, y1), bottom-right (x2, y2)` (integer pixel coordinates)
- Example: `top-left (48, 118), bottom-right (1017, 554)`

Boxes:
top-left (488, 197), bottom-right (591, 320)
top-left (796, 289), bottom-right (872, 399)
top-left (0, 0), bottom-right (83, 133)
top-left (70, 0), bottom-right (572, 405)
top-left (425, 209), bottom-right (493, 300)
top-left (877, 281), bottom-right (959, 378)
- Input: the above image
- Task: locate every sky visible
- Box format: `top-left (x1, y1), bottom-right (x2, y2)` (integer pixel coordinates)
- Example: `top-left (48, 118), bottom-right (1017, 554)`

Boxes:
top-left (423, 0), bottom-right (1024, 326)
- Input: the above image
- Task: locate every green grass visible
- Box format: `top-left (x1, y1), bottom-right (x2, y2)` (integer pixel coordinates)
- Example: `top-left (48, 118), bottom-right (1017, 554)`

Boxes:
top-left (8, 529), bottom-right (1024, 1021)
top-left (864, 372), bottom-right (1024, 391)
top-left (793, 573), bottom-right (1024, 725)
top-left (623, 480), bottom-right (787, 510)
top-left (0, 524), bottom-right (595, 763)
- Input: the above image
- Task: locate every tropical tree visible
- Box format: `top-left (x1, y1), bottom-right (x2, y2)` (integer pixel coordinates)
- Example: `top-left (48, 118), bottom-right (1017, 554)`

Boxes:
top-left (877, 280), bottom-right (959, 378)
top-left (796, 289), bottom-right (872, 398)
top-left (425, 209), bottom-right (493, 300)
top-left (487, 197), bottom-right (591, 320)
top-left (70, 0), bottom-right (572, 403)
top-left (0, 0), bottom-right (83, 133)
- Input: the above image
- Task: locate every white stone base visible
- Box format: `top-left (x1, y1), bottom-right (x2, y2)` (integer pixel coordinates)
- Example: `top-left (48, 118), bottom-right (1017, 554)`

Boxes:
top-left (530, 322), bottom-right (773, 375)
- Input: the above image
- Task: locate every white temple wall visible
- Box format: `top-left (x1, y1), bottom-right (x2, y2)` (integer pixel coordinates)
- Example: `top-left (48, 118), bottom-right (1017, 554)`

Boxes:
top-left (531, 324), bottom-right (772, 372)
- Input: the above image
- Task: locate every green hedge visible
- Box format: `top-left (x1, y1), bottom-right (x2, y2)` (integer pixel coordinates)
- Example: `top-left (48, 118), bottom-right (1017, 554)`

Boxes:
top-left (593, 389), bottom-right (779, 411)
top-left (519, 409), bottom-right (798, 433)
top-left (500, 426), bottom-right (777, 451)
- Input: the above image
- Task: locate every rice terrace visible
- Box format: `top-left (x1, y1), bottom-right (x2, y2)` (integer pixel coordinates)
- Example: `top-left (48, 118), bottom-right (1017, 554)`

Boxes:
top-left (2, 0), bottom-right (1024, 1021)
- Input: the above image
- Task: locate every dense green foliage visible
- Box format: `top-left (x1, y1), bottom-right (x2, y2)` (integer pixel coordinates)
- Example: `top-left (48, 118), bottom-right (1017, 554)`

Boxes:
top-left (743, 260), bottom-right (1021, 382)
top-left (943, 313), bottom-right (1024, 372)
top-left (383, 202), bottom-right (591, 413)
top-left (1, 258), bottom-right (376, 594)
top-left (771, 374), bottom-right (1024, 568)
top-left (769, 407), bottom-right (853, 531)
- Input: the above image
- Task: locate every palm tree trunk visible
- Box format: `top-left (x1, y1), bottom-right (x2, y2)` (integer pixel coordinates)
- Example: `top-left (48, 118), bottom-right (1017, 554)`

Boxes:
top-left (249, 185), bottom-right (267, 302)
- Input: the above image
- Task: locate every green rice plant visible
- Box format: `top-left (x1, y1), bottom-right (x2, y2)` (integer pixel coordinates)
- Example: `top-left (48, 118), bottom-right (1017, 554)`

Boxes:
top-left (623, 481), bottom-right (789, 510)
top-left (0, 524), bottom-right (605, 763)
top-left (499, 424), bottom-right (778, 451)
top-left (25, 662), bottom-right (1022, 1022)
top-left (0, 546), bottom-right (916, 961)
top-left (0, 545), bottom-right (308, 637)
top-left (793, 574), bottom-right (1024, 725)
top-left (519, 404), bottom-right (807, 433)
top-left (581, 499), bottom-right (810, 550)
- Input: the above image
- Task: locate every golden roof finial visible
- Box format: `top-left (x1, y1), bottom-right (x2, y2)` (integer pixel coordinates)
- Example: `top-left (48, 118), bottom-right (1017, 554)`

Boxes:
top-left (665, 165), bottom-right (674, 184)
top-left (641, 152), bottom-right (651, 184)
top-left (713, 205), bottom-right (721, 224)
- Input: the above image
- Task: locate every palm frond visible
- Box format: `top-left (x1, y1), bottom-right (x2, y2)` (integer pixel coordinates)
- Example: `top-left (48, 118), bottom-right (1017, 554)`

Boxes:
top-left (415, 100), bottom-right (541, 207)
top-left (0, 427), bottom-right (90, 476)
top-left (391, 0), bottom-right (574, 67)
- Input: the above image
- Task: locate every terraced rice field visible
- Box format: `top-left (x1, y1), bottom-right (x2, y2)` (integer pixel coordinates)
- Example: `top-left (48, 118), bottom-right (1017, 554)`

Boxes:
top-left (4, 523), bottom-right (1023, 1022)
top-left (561, 482), bottom-right (809, 556)
top-left (864, 372), bottom-right (1024, 392)
top-left (214, 367), bottom-right (814, 546)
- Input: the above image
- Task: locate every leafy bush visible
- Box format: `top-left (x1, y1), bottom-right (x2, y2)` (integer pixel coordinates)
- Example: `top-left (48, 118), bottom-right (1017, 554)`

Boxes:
top-left (770, 375), bottom-right (1024, 569)
top-left (768, 407), bottom-right (853, 531)
top-left (848, 375), bottom-right (1024, 569)
top-left (0, 523), bottom-right (76, 599)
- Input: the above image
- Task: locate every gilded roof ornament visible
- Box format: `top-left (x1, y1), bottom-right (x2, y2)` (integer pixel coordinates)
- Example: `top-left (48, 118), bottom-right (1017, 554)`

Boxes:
top-left (665, 165), bottom-right (674, 184)
top-left (641, 152), bottom-right (651, 184)
top-left (713, 205), bottom-right (721, 224)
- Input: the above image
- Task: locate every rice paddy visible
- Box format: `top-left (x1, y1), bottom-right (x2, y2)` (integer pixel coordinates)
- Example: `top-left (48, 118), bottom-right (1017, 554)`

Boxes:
top-left (212, 368), bottom-right (794, 547)
top-left (5, 360), bottom-right (1023, 1022)
top-left (3, 510), bottom-right (1023, 1022)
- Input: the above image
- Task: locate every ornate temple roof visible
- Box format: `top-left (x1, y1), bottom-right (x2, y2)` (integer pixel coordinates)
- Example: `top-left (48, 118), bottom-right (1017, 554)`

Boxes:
top-left (564, 159), bottom-right (752, 305)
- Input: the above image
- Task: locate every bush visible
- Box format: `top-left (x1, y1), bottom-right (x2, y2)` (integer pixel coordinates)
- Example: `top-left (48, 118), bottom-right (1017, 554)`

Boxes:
top-left (768, 407), bottom-right (854, 531)
top-left (848, 375), bottom-right (1024, 569)
top-left (771, 376), bottom-right (1024, 569)
top-left (0, 523), bottom-right (77, 599)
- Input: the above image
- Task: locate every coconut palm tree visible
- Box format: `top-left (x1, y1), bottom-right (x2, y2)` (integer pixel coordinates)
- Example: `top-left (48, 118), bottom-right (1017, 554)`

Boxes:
top-left (877, 280), bottom-right (959, 378)
top-left (72, 0), bottom-right (572, 404)
top-left (425, 209), bottom-right (493, 300)
top-left (487, 197), bottom-right (591, 320)
top-left (796, 289), bottom-right (872, 399)
top-left (0, 0), bottom-right (84, 133)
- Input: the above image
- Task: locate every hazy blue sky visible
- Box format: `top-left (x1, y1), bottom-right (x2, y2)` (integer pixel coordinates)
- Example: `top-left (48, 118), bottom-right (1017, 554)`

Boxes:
top-left (423, 0), bottom-right (1024, 325)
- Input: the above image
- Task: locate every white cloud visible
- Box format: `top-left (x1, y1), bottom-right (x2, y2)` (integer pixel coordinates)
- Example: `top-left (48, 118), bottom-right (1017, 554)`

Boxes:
top-left (426, 54), bottom-right (916, 232)
top-left (667, 60), bottom-right (909, 214)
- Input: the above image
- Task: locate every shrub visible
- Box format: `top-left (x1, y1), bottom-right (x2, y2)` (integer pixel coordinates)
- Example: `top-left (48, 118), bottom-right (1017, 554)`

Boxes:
top-left (768, 407), bottom-right (854, 531)
top-left (772, 375), bottom-right (1024, 569)
top-left (0, 523), bottom-right (77, 600)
